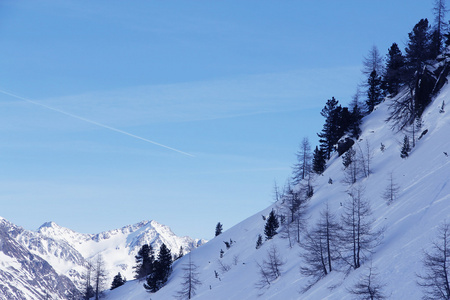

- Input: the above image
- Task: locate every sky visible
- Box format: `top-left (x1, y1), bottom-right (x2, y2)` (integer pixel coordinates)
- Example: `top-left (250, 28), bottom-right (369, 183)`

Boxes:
top-left (0, 0), bottom-right (433, 239)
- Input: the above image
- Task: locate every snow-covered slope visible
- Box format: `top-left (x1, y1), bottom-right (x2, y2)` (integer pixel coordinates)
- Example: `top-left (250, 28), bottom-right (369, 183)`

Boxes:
top-left (106, 75), bottom-right (450, 299)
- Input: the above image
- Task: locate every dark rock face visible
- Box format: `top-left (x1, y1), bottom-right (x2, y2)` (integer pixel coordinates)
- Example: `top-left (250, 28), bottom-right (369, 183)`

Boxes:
top-left (0, 219), bottom-right (80, 300)
top-left (415, 55), bottom-right (450, 118)
top-left (337, 137), bottom-right (355, 157)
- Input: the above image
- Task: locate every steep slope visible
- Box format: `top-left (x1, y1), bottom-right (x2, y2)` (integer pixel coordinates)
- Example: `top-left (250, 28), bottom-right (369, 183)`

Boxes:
top-left (0, 218), bottom-right (79, 300)
top-left (107, 77), bottom-right (450, 299)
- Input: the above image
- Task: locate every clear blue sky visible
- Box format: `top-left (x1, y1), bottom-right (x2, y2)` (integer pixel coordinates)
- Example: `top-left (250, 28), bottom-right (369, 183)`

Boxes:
top-left (0, 1), bottom-right (432, 239)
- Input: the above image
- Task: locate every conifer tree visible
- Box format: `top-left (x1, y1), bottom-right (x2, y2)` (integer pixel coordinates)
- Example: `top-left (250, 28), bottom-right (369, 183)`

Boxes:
top-left (317, 97), bottom-right (342, 159)
top-left (348, 95), bottom-right (363, 139)
top-left (405, 19), bottom-right (431, 76)
top-left (384, 43), bottom-right (406, 96)
top-left (264, 210), bottom-right (279, 240)
top-left (144, 243), bottom-right (172, 293)
top-left (110, 272), bottom-right (125, 290)
top-left (400, 135), bottom-right (411, 158)
top-left (312, 146), bottom-right (326, 174)
top-left (215, 222), bottom-right (223, 237)
top-left (134, 244), bottom-right (155, 280)
top-left (366, 70), bottom-right (383, 113)
top-left (256, 234), bottom-right (263, 249)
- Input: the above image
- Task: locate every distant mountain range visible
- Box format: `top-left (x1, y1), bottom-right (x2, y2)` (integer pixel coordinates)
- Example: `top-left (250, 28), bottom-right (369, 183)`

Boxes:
top-left (0, 217), bottom-right (205, 299)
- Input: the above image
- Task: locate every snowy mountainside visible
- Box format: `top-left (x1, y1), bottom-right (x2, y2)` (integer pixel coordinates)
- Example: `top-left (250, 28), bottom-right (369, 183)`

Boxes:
top-left (0, 217), bottom-right (79, 300)
top-left (107, 80), bottom-right (450, 299)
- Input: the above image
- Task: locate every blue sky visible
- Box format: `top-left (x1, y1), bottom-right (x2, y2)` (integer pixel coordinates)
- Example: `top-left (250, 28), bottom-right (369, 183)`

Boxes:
top-left (0, 1), bottom-right (432, 239)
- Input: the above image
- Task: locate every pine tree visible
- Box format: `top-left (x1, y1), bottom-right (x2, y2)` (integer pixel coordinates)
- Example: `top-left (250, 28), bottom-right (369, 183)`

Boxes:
top-left (144, 243), bottom-right (172, 293)
top-left (348, 95), bottom-right (363, 139)
top-left (156, 243), bottom-right (173, 288)
top-left (384, 43), bottom-right (406, 96)
top-left (134, 244), bottom-right (155, 280)
top-left (400, 135), bottom-right (411, 158)
top-left (312, 146), bottom-right (326, 174)
top-left (215, 222), bottom-right (223, 237)
top-left (110, 272), bottom-right (125, 290)
top-left (405, 19), bottom-right (431, 76)
top-left (264, 210), bottom-right (279, 240)
top-left (256, 234), bottom-right (263, 249)
top-left (366, 70), bottom-right (383, 113)
top-left (317, 97), bottom-right (342, 159)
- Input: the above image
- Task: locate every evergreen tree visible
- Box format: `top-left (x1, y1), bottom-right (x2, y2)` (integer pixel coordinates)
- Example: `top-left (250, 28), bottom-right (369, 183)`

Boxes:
top-left (317, 97), bottom-right (342, 159)
top-left (215, 222), bottom-right (223, 237)
top-left (144, 243), bottom-right (172, 293)
top-left (312, 146), bottom-right (326, 174)
top-left (256, 234), bottom-right (263, 249)
top-left (110, 272), bottom-right (125, 290)
top-left (264, 210), bottom-right (279, 240)
top-left (400, 135), bottom-right (411, 158)
top-left (366, 70), bottom-right (383, 113)
top-left (134, 244), bottom-right (155, 280)
top-left (348, 96), bottom-right (363, 139)
top-left (384, 43), bottom-right (406, 96)
top-left (405, 19), bottom-right (431, 76)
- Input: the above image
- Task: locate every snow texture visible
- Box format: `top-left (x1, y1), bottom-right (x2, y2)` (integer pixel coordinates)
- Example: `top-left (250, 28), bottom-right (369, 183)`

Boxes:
top-left (106, 78), bottom-right (450, 299)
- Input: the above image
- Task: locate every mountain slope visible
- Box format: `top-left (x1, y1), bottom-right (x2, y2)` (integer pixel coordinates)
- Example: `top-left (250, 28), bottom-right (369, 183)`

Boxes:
top-left (107, 73), bottom-right (450, 299)
top-left (19, 220), bottom-right (205, 291)
top-left (0, 218), bottom-right (79, 300)
top-left (0, 218), bottom-right (205, 298)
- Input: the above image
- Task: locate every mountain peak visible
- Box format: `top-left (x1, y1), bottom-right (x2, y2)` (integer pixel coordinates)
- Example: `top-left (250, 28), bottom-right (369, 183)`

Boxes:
top-left (38, 221), bottom-right (58, 230)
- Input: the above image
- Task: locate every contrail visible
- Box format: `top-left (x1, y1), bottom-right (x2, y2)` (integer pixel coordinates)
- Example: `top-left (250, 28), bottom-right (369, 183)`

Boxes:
top-left (0, 88), bottom-right (194, 157)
